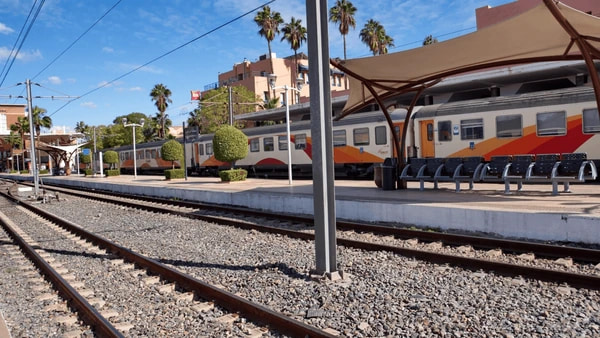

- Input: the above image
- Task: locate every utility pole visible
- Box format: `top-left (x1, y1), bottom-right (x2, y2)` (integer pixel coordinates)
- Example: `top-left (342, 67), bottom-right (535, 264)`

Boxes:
top-left (228, 86), bottom-right (233, 126)
top-left (25, 79), bottom-right (39, 197)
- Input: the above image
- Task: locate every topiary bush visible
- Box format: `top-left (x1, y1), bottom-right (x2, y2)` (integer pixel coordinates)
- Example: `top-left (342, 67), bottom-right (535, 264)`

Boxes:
top-left (105, 169), bottom-right (120, 177)
top-left (39, 169), bottom-right (49, 175)
top-left (218, 168), bottom-right (247, 182)
top-left (213, 125), bottom-right (248, 165)
top-left (84, 168), bottom-right (94, 176)
top-left (20, 170), bottom-right (29, 174)
top-left (165, 168), bottom-right (185, 180)
top-left (161, 140), bottom-right (183, 169)
top-left (103, 150), bottom-right (119, 170)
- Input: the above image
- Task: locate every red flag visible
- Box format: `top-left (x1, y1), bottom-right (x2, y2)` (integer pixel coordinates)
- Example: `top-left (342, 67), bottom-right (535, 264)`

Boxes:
top-left (190, 90), bottom-right (200, 100)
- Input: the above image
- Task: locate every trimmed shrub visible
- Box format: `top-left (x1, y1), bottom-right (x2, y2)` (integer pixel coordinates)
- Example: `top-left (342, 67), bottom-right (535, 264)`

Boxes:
top-left (84, 168), bottom-right (94, 176)
top-left (9, 170), bottom-right (17, 174)
top-left (213, 125), bottom-right (248, 165)
top-left (165, 168), bottom-right (185, 180)
top-left (103, 150), bottom-right (119, 169)
top-left (20, 170), bottom-right (29, 174)
top-left (105, 169), bottom-right (120, 177)
top-left (161, 140), bottom-right (184, 169)
top-left (39, 169), bottom-right (49, 175)
top-left (218, 168), bottom-right (247, 182)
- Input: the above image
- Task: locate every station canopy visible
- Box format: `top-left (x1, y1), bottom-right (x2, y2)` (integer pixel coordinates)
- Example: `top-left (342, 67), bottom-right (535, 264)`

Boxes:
top-left (333, 0), bottom-right (600, 115)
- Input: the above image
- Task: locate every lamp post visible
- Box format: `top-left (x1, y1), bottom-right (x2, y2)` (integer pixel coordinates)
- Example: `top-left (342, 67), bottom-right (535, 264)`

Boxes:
top-left (122, 118), bottom-right (144, 179)
top-left (268, 74), bottom-right (305, 185)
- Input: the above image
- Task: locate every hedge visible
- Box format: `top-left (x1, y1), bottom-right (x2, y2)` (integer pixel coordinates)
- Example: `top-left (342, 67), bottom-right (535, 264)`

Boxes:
top-left (218, 168), bottom-right (247, 182)
top-left (105, 169), bottom-right (120, 177)
top-left (165, 168), bottom-right (185, 180)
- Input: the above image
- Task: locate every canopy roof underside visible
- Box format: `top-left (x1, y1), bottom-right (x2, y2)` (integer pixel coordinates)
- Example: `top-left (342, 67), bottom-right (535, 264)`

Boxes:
top-left (334, 0), bottom-right (600, 114)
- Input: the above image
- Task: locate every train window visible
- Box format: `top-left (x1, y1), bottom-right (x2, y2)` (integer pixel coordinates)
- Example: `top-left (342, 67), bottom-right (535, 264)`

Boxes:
top-left (198, 144), bottom-right (204, 156)
top-left (461, 119), bottom-right (484, 140)
top-left (353, 128), bottom-right (370, 146)
top-left (263, 137), bottom-right (274, 151)
top-left (375, 126), bottom-right (387, 145)
top-left (278, 135), bottom-right (288, 150)
top-left (295, 134), bottom-right (307, 150)
top-left (250, 138), bottom-right (260, 152)
top-left (427, 123), bottom-right (433, 141)
top-left (496, 114), bottom-right (522, 138)
top-left (206, 143), bottom-right (213, 155)
top-left (438, 121), bottom-right (452, 141)
top-left (583, 108), bottom-right (600, 133)
top-left (537, 111), bottom-right (566, 136)
top-left (333, 130), bottom-right (346, 147)
top-left (136, 150), bottom-right (144, 160)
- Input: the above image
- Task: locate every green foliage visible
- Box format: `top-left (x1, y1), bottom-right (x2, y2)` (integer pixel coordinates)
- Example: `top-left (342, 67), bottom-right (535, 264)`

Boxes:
top-left (20, 170), bottom-right (29, 174)
top-left (219, 169), bottom-right (247, 182)
top-left (80, 150), bottom-right (91, 164)
top-left (423, 34), bottom-right (438, 45)
top-left (84, 168), bottom-right (94, 176)
top-left (105, 169), bottom-right (120, 177)
top-left (9, 170), bottom-right (17, 174)
top-left (164, 169), bottom-right (185, 179)
top-left (39, 169), bottom-right (49, 175)
top-left (161, 139), bottom-right (183, 169)
top-left (103, 150), bottom-right (119, 169)
top-left (196, 85), bottom-right (262, 133)
top-left (213, 125), bottom-right (248, 164)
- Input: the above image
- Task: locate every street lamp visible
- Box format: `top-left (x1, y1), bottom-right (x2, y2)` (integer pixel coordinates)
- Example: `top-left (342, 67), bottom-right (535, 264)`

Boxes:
top-left (122, 118), bottom-right (145, 179)
top-left (268, 74), bottom-right (305, 185)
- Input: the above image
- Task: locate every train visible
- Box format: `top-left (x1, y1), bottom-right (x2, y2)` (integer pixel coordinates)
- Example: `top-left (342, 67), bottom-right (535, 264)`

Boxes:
top-left (112, 85), bottom-right (600, 178)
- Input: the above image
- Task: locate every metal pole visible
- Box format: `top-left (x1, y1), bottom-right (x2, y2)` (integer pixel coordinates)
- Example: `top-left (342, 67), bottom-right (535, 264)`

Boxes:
top-left (26, 79), bottom-right (39, 196)
top-left (93, 127), bottom-right (97, 177)
top-left (285, 88), bottom-right (293, 185)
top-left (133, 125), bottom-right (137, 179)
top-left (183, 122), bottom-right (188, 181)
top-left (306, 0), bottom-right (338, 277)
top-left (228, 86), bottom-right (233, 126)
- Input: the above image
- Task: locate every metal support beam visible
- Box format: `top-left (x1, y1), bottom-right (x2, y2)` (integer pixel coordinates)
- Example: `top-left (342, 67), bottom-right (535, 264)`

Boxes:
top-left (306, 0), bottom-right (338, 276)
top-left (25, 79), bottom-right (39, 197)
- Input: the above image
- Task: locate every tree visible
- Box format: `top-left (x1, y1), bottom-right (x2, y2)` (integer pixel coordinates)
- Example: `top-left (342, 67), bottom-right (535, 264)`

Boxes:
top-left (360, 20), bottom-right (394, 55)
top-left (152, 112), bottom-right (172, 139)
top-left (103, 150), bottom-right (119, 169)
top-left (75, 121), bottom-right (88, 133)
top-left (423, 34), bottom-right (438, 45)
top-left (31, 105), bottom-right (52, 169)
top-left (161, 139), bottom-right (183, 169)
top-left (254, 6), bottom-right (283, 97)
top-left (196, 85), bottom-right (262, 134)
top-left (213, 125), bottom-right (248, 167)
top-left (10, 116), bottom-right (29, 170)
top-left (150, 83), bottom-right (172, 139)
top-left (329, 0), bottom-right (357, 60)
top-left (281, 17), bottom-right (307, 103)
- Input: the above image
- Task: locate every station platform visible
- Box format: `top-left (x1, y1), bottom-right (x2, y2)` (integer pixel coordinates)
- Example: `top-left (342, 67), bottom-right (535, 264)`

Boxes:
top-left (3, 173), bottom-right (600, 245)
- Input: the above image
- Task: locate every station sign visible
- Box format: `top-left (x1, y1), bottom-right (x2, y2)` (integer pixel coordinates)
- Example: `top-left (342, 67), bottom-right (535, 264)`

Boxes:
top-left (184, 126), bottom-right (199, 141)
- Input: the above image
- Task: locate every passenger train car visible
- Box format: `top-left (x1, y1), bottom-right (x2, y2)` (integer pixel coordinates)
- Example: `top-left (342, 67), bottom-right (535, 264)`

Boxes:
top-left (113, 86), bottom-right (600, 178)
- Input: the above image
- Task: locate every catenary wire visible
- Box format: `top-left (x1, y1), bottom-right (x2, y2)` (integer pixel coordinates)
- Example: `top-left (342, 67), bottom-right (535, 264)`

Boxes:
top-left (49, 0), bottom-right (276, 118)
top-left (0, 0), bottom-right (46, 87)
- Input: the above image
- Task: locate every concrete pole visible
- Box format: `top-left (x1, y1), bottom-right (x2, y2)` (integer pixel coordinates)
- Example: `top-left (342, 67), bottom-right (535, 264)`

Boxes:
top-left (26, 79), bottom-right (39, 196)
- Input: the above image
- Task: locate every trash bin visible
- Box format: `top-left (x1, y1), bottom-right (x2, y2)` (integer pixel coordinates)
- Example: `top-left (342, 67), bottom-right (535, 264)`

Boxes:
top-left (374, 165), bottom-right (383, 188)
top-left (381, 157), bottom-right (398, 190)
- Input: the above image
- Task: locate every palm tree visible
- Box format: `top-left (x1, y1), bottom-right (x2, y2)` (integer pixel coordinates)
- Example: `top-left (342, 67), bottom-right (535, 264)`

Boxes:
top-left (377, 29), bottom-right (394, 55)
top-left (75, 121), bottom-right (88, 133)
top-left (150, 83), bottom-right (172, 139)
top-left (423, 34), bottom-right (439, 46)
top-left (6, 132), bottom-right (20, 170)
top-left (329, 0), bottom-right (357, 60)
top-left (281, 17), bottom-right (307, 104)
top-left (31, 105), bottom-right (52, 170)
top-left (254, 6), bottom-right (283, 97)
top-left (10, 116), bottom-right (29, 170)
top-left (187, 107), bottom-right (202, 129)
top-left (360, 19), bottom-right (393, 56)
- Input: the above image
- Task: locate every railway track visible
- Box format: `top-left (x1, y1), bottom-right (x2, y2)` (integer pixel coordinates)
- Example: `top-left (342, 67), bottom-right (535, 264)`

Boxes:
top-left (0, 181), bottom-right (334, 337)
top-left (22, 180), bottom-right (600, 290)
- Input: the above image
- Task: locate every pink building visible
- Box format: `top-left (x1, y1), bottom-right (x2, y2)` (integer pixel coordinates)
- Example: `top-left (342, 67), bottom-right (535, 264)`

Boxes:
top-left (476, 0), bottom-right (600, 29)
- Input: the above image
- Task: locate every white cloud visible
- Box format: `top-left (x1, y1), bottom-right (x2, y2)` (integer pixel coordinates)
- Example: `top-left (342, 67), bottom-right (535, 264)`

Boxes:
top-left (80, 101), bottom-right (97, 109)
top-left (102, 46), bottom-right (114, 53)
top-left (0, 47), bottom-right (42, 62)
top-left (48, 76), bottom-right (61, 85)
top-left (129, 86), bottom-right (142, 92)
top-left (0, 23), bottom-right (14, 34)
top-left (97, 80), bottom-right (112, 88)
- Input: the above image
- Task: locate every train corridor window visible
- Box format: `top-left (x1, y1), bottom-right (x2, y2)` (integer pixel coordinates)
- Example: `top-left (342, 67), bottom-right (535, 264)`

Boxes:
top-left (496, 114), bottom-right (522, 138)
top-left (263, 137), bottom-right (274, 151)
top-left (427, 123), bottom-right (433, 141)
top-left (438, 121), bottom-right (452, 141)
top-left (278, 135), bottom-right (288, 150)
top-left (583, 108), bottom-right (600, 133)
top-left (537, 111), bottom-right (566, 136)
top-left (333, 130), bottom-right (346, 147)
top-left (295, 134), bottom-right (307, 150)
top-left (353, 127), bottom-right (370, 146)
top-left (136, 150), bottom-right (144, 160)
top-left (197, 144), bottom-right (204, 156)
top-left (250, 138), bottom-right (260, 152)
top-left (206, 143), bottom-right (213, 155)
top-left (461, 118), bottom-right (484, 140)
top-left (375, 126), bottom-right (387, 145)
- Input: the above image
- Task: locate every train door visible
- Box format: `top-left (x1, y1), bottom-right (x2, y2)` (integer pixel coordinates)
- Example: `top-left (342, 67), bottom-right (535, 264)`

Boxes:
top-left (419, 120), bottom-right (435, 157)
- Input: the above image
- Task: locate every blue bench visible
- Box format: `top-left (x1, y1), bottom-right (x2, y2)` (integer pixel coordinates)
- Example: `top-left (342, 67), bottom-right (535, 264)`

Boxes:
top-left (480, 155), bottom-right (512, 182)
top-left (549, 152), bottom-right (597, 195)
top-left (433, 156), bottom-right (484, 192)
top-left (502, 154), bottom-right (535, 194)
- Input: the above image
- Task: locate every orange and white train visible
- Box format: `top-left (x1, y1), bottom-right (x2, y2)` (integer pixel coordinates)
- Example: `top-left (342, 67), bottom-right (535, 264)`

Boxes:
top-left (115, 86), bottom-right (600, 178)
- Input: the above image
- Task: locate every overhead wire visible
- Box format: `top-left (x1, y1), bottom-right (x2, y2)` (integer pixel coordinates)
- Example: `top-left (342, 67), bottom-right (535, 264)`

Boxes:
top-left (0, 0), bottom-right (46, 87)
top-left (0, 0), bottom-right (39, 82)
top-left (49, 0), bottom-right (276, 118)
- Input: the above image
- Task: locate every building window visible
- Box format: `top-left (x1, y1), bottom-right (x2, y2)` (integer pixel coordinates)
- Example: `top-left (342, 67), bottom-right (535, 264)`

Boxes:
top-left (496, 114), bottom-right (522, 138)
top-left (278, 135), bottom-right (288, 150)
top-left (0, 114), bottom-right (6, 132)
top-left (263, 137), bottom-right (274, 151)
top-left (375, 126), bottom-right (387, 145)
top-left (461, 118), bottom-right (484, 140)
top-left (438, 121), bottom-right (452, 141)
top-left (537, 111), bottom-right (566, 136)
top-left (333, 130), bottom-right (346, 147)
top-left (583, 108), bottom-right (600, 133)
top-left (250, 138), bottom-right (260, 152)
top-left (197, 143), bottom-right (204, 156)
top-left (353, 127), bottom-right (369, 146)
top-left (206, 143), bottom-right (213, 155)
top-left (295, 133), bottom-right (307, 150)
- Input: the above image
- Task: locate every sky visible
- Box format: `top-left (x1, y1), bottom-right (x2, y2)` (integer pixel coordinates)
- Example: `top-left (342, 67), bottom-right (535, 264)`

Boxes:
top-left (0, 0), bottom-right (514, 133)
